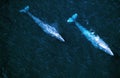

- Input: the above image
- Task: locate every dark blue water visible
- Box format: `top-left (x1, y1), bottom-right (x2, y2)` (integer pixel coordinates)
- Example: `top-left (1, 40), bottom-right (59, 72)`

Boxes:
top-left (0, 0), bottom-right (120, 78)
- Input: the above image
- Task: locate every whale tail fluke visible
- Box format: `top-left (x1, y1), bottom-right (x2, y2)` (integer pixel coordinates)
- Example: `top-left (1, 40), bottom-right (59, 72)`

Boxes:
top-left (19, 6), bottom-right (29, 13)
top-left (67, 13), bottom-right (78, 23)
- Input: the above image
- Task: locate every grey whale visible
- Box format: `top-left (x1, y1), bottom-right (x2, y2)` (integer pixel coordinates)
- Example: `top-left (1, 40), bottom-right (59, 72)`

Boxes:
top-left (67, 13), bottom-right (114, 56)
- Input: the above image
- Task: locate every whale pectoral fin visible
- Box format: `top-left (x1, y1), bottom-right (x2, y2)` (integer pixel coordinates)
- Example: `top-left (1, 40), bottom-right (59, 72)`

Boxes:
top-left (51, 23), bottom-right (58, 28)
top-left (50, 22), bottom-right (60, 32)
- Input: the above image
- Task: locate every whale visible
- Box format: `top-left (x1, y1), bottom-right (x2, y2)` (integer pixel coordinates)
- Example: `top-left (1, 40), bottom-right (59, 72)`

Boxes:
top-left (67, 13), bottom-right (114, 56)
top-left (19, 6), bottom-right (65, 42)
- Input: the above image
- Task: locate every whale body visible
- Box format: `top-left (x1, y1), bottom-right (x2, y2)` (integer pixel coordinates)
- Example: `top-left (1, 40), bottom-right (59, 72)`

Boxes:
top-left (19, 6), bottom-right (65, 42)
top-left (67, 13), bottom-right (114, 56)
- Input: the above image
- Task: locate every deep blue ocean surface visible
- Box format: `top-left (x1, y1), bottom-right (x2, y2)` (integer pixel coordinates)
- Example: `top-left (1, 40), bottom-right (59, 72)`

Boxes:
top-left (0, 0), bottom-right (120, 78)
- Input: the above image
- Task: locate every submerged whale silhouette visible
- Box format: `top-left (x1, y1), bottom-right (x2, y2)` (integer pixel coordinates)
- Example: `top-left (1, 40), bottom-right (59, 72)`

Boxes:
top-left (67, 13), bottom-right (114, 56)
top-left (19, 6), bottom-right (65, 42)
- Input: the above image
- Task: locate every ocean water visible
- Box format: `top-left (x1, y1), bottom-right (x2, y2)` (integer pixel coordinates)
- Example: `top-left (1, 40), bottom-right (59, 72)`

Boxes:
top-left (0, 0), bottom-right (120, 78)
